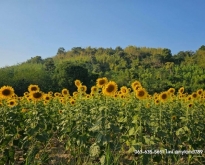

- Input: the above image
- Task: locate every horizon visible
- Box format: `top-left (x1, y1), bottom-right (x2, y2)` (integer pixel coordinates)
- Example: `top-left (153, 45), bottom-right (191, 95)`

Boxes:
top-left (1, 0), bottom-right (205, 68)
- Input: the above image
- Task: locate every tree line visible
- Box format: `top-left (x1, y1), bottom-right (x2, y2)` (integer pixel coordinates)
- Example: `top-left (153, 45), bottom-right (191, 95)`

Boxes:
top-left (0, 45), bottom-right (205, 96)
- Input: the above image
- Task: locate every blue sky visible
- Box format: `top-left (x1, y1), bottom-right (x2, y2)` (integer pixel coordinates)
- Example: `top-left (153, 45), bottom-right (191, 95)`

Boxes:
top-left (0, 0), bottom-right (205, 68)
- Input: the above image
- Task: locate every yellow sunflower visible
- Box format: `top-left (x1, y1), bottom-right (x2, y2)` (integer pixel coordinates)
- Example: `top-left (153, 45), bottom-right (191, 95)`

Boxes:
top-left (168, 88), bottom-right (175, 95)
top-left (102, 81), bottom-right (118, 96)
top-left (172, 115), bottom-right (177, 120)
top-left (131, 80), bottom-right (142, 90)
top-left (159, 92), bottom-right (169, 102)
top-left (186, 95), bottom-right (192, 102)
top-left (0, 86), bottom-right (15, 99)
top-left (30, 91), bottom-right (43, 101)
top-left (70, 99), bottom-right (75, 105)
top-left (96, 77), bottom-right (108, 88)
top-left (133, 85), bottom-right (142, 92)
top-left (60, 97), bottom-right (65, 104)
top-left (43, 100), bottom-right (49, 105)
top-left (178, 87), bottom-right (184, 94)
top-left (28, 84), bottom-right (40, 93)
top-left (48, 91), bottom-right (53, 96)
top-left (24, 92), bottom-right (29, 96)
top-left (135, 88), bottom-right (148, 100)
top-left (77, 85), bottom-right (87, 92)
top-left (188, 103), bottom-right (193, 108)
top-left (7, 99), bottom-right (18, 107)
top-left (155, 99), bottom-right (160, 105)
top-left (54, 92), bottom-right (62, 97)
top-left (191, 92), bottom-right (198, 99)
top-left (120, 86), bottom-right (129, 95)
top-left (197, 89), bottom-right (203, 96)
top-left (74, 79), bottom-right (82, 87)
top-left (43, 94), bottom-right (52, 101)
top-left (62, 88), bottom-right (70, 96)
top-left (86, 94), bottom-right (91, 99)
top-left (91, 86), bottom-right (98, 93)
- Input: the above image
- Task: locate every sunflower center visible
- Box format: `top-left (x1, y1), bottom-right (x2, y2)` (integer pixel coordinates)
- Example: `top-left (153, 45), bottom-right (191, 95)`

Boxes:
top-left (33, 92), bottom-right (42, 98)
top-left (45, 97), bottom-right (50, 100)
top-left (138, 90), bottom-right (145, 97)
top-left (161, 94), bottom-right (167, 99)
top-left (106, 85), bottom-right (115, 93)
top-left (99, 80), bottom-right (106, 85)
top-left (2, 89), bottom-right (11, 96)
top-left (192, 94), bottom-right (197, 98)
top-left (10, 101), bottom-right (15, 105)
top-left (31, 87), bottom-right (38, 91)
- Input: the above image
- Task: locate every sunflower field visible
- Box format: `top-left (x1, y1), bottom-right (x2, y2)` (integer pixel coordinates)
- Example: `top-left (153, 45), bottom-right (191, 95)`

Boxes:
top-left (0, 77), bottom-right (205, 165)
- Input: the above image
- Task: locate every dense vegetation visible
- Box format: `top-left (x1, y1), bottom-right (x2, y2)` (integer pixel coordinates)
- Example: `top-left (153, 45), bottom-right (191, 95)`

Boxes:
top-left (1, 45), bottom-right (205, 96)
top-left (1, 45), bottom-right (205, 164)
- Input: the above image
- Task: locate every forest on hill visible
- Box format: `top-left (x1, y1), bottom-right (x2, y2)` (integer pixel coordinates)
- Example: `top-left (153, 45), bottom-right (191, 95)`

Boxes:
top-left (1, 45), bottom-right (205, 96)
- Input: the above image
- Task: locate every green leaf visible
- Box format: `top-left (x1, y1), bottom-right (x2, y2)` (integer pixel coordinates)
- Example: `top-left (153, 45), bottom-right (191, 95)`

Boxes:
top-left (128, 127), bottom-right (135, 136)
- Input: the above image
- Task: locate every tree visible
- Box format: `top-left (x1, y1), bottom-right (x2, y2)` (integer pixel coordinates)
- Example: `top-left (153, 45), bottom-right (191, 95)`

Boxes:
top-left (57, 47), bottom-right (66, 55)
top-left (44, 58), bottom-right (55, 73)
top-left (53, 62), bottom-right (90, 92)
top-left (26, 56), bottom-right (43, 64)
top-left (162, 48), bottom-right (172, 62)
top-left (199, 45), bottom-right (205, 51)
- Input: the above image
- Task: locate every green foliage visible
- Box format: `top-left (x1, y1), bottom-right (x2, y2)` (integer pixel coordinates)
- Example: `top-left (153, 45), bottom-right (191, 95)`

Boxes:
top-left (1, 45), bottom-right (205, 95)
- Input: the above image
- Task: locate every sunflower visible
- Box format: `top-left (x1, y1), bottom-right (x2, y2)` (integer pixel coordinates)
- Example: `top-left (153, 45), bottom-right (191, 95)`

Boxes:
top-left (60, 97), bottom-right (65, 104)
top-left (43, 94), bottom-right (51, 101)
top-left (24, 92), bottom-right (29, 96)
top-left (77, 85), bottom-right (87, 92)
top-left (43, 100), bottom-right (49, 105)
top-left (96, 77), bottom-right (108, 88)
top-left (7, 99), bottom-right (18, 107)
top-left (0, 86), bottom-right (15, 99)
top-left (91, 86), bottom-right (98, 93)
top-left (62, 88), bottom-right (70, 97)
top-left (196, 89), bottom-right (203, 96)
top-left (159, 92), bottom-right (169, 102)
top-left (133, 85), bottom-right (142, 92)
top-left (153, 93), bottom-right (159, 100)
top-left (135, 88), bottom-right (148, 100)
top-left (172, 115), bottom-right (177, 120)
top-left (90, 92), bottom-right (96, 97)
top-left (119, 94), bottom-right (125, 99)
top-left (102, 81), bottom-right (118, 96)
top-left (191, 92), bottom-right (198, 99)
top-left (59, 110), bottom-right (63, 114)
top-left (155, 99), bottom-right (160, 105)
top-left (168, 88), bottom-right (175, 95)
top-left (120, 86), bottom-right (129, 95)
top-left (146, 103), bottom-right (150, 108)
top-left (74, 79), bottom-right (82, 87)
top-left (188, 103), bottom-right (193, 108)
top-left (30, 91), bottom-right (43, 101)
top-left (186, 95), bottom-right (192, 102)
top-left (54, 92), bottom-right (62, 97)
top-left (178, 87), bottom-right (184, 94)
top-left (73, 91), bottom-right (78, 98)
top-left (131, 80), bottom-right (142, 90)
top-left (70, 99), bottom-right (75, 105)
top-left (28, 84), bottom-right (40, 93)
top-left (48, 91), bottom-right (53, 96)
top-left (86, 94), bottom-right (90, 99)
